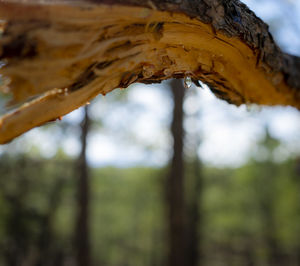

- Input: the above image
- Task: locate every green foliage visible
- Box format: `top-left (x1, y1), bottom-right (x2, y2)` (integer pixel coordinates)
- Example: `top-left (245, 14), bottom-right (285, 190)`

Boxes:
top-left (90, 167), bottom-right (166, 266)
top-left (0, 150), bottom-right (299, 266)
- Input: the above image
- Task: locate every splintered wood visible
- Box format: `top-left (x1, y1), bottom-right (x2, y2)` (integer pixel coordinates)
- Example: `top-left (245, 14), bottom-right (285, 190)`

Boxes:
top-left (0, 1), bottom-right (299, 143)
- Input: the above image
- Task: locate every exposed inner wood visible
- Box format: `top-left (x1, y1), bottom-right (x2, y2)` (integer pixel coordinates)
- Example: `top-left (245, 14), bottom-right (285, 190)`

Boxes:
top-left (0, 2), bottom-right (299, 144)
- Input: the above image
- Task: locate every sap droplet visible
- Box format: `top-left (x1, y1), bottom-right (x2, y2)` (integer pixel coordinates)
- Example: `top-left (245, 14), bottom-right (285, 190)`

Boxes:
top-left (86, 102), bottom-right (90, 105)
top-left (184, 76), bottom-right (192, 89)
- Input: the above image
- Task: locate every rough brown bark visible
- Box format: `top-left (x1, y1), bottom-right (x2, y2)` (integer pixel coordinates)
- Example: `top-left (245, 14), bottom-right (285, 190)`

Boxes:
top-left (0, 0), bottom-right (299, 143)
top-left (166, 79), bottom-right (186, 266)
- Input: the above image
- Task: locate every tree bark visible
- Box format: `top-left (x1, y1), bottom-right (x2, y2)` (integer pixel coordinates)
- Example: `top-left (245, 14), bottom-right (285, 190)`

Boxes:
top-left (75, 105), bottom-right (91, 266)
top-left (0, 0), bottom-right (299, 143)
top-left (166, 79), bottom-right (186, 266)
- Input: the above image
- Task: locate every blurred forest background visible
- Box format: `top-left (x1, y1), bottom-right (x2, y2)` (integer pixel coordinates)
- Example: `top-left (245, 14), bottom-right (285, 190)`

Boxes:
top-left (0, 0), bottom-right (300, 266)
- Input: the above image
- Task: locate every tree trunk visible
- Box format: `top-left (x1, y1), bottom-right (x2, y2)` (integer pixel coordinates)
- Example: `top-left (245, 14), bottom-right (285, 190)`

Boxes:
top-left (0, 0), bottom-right (299, 143)
top-left (186, 157), bottom-right (203, 266)
top-left (166, 79), bottom-right (186, 266)
top-left (75, 105), bottom-right (91, 266)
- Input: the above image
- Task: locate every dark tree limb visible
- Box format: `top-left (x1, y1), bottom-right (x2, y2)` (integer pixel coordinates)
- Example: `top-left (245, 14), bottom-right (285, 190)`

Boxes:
top-left (0, 0), bottom-right (299, 143)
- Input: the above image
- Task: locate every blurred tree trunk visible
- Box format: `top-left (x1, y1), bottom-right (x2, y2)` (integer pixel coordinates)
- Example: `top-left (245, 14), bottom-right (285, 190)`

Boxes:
top-left (186, 156), bottom-right (203, 266)
top-left (166, 79), bottom-right (186, 266)
top-left (75, 105), bottom-right (91, 266)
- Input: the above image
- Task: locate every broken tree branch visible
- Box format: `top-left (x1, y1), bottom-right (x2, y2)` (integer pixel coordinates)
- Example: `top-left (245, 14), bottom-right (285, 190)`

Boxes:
top-left (0, 0), bottom-right (299, 143)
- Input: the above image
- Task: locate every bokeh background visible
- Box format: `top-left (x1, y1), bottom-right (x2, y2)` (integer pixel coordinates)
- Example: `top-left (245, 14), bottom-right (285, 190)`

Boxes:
top-left (0, 0), bottom-right (300, 266)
